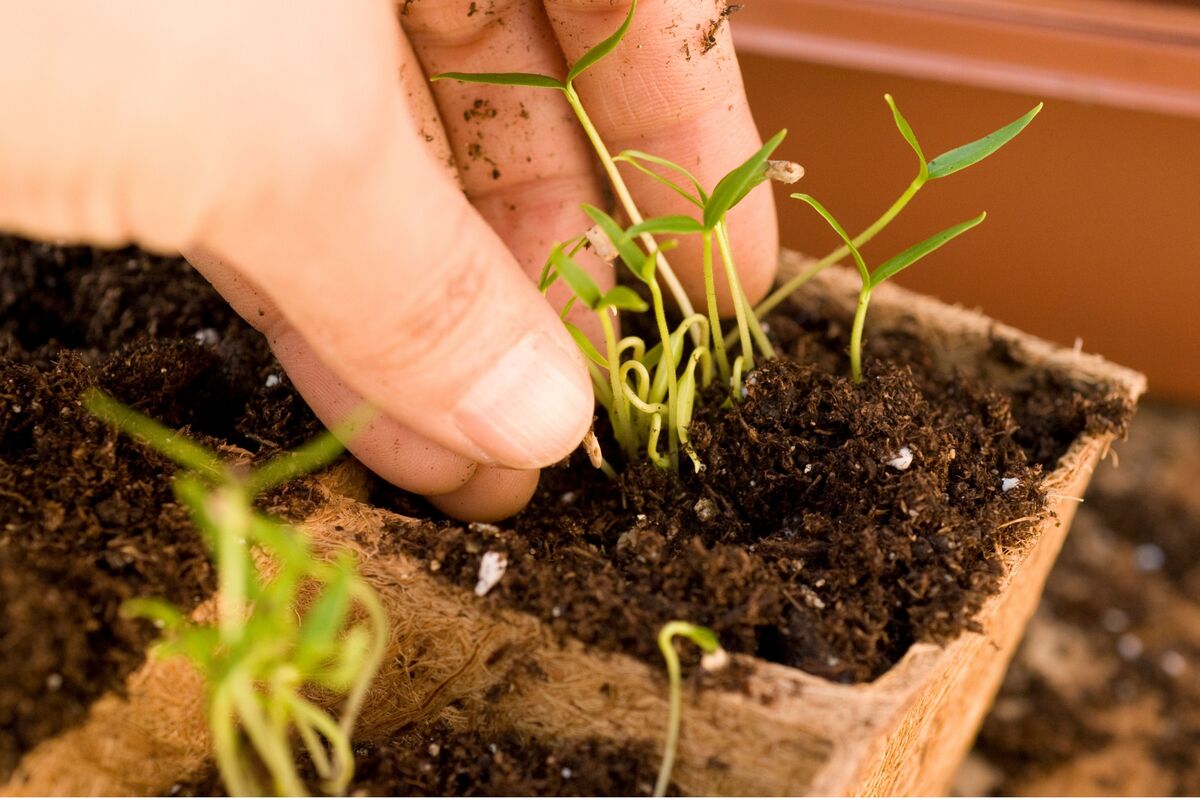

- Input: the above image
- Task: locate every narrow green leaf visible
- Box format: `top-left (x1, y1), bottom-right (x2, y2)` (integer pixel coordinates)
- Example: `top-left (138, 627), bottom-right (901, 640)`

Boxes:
top-left (567, 0), bottom-right (637, 83)
top-left (641, 341), bottom-right (663, 370)
top-left (927, 103), bottom-right (1043, 180)
top-left (599, 285), bottom-right (650, 313)
top-left (627, 215), bottom-right (705, 237)
top-left (84, 389), bottom-right (222, 479)
top-left (790, 193), bottom-right (871, 286)
top-left (245, 407), bottom-right (372, 495)
top-left (430, 71), bottom-right (563, 90)
top-left (582, 204), bottom-right (645, 275)
top-left (565, 322), bottom-right (608, 368)
top-left (636, 250), bottom-right (657, 284)
top-left (661, 620), bottom-right (720, 653)
top-left (704, 129), bottom-right (787, 229)
top-left (871, 212), bottom-right (987, 287)
top-left (551, 244), bottom-right (602, 309)
top-left (884, 94), bottom-right (927, 182)
top-left (294, 560), bottom-right (353, 670)
top-left (615, 150), bottom-right (706, 206)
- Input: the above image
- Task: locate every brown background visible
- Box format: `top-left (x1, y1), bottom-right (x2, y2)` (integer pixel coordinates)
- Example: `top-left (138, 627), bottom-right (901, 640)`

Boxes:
top-left (732, 0), bottom-right (1200, 400)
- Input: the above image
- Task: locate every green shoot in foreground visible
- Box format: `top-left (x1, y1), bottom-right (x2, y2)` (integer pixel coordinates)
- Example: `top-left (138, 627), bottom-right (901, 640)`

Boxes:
top-left (85, 390), bottom-right (386, 797)
top-left (655, 621), bottom-right (724, 798)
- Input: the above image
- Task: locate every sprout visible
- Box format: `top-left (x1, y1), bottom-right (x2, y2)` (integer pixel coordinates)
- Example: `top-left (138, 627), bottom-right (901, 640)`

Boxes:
top-left (84, 390), bottom-right (386, 797)
top-left (755, 95), bottom-right (1042, 320)
top-left (654, 621), bottom-right (723, 797)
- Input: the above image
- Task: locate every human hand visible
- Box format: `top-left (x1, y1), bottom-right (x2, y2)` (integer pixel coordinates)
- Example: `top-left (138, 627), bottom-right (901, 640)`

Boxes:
top-left (0, 0), bottom-right (777, 521)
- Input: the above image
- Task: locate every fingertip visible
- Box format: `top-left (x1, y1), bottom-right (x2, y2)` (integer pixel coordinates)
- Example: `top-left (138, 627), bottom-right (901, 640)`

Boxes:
top-left (427, 465), bottom-right (540, 523)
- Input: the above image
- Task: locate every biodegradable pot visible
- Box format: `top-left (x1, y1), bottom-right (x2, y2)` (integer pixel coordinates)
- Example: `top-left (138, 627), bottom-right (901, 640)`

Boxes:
top-left (2, 252), bottom-right (1146, 797)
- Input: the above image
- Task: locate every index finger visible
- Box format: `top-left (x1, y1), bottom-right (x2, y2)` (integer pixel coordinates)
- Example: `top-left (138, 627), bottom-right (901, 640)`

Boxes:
top-left (542, 0), bottom-right (779, 313)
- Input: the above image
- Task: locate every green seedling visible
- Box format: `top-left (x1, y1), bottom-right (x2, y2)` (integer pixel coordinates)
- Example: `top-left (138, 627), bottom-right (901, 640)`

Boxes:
top-left (753, 95), bottom-right (1042, 321)
top-left (654, 621), bottom-right (724, 798)
top-left (791, 194), bottom-right (986, 382)
top-left (622, 130), bottom-right (788, 382)
top-left (433, 0), bottom-right (702, 342)
top-left (84, 390), bottom-right (386, 797)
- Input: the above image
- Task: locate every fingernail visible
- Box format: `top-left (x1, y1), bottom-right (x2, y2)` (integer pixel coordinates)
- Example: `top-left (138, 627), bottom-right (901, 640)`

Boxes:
top-left (454, 330), bottom-right (593, 469)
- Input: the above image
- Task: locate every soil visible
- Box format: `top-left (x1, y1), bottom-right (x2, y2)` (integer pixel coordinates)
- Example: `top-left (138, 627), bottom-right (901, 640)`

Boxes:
top-left (0, 234), bottom-right (1133, 787)
top-left (178, 720), bottom-right (670, 797)
top-left (956, 401), bottom-right (1200, 796)
top-left (381, 296), bottom-right (1133, 683)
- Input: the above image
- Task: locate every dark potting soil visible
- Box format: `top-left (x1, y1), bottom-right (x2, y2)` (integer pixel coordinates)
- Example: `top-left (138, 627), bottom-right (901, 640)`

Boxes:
top-left (0, 235), bottom-right (1133, 780)
top-left (381, 298), bottom-right (1134, 683)
top-left (0, 237), bottom-right (321, 777)
top-left (178, 721), bottom-right (670, 797)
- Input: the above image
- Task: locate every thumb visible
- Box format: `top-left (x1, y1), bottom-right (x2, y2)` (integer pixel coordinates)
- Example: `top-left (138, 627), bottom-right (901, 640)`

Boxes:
top-left (207, 106), bottom-right (594, 470)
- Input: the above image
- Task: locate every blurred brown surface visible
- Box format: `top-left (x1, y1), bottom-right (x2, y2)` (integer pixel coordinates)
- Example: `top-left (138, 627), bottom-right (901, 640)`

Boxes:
top-left (953, 401), bottom-right (1200, 795)
top-left (735, 1), bottom-right (1200, 401)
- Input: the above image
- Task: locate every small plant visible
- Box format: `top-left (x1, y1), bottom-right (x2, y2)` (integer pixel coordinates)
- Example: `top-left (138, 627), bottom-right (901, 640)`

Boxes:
top-left (654, 621), bottom-right (724, 798)
top-left (781, 95), bottom-right (1039, 382)
top-left (755, 94), bottom-right (1042, 322)
top-left (85, 391), bottom-right (386, 797)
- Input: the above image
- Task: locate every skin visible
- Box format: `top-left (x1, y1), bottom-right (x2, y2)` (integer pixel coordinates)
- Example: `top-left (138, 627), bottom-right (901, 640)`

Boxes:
top-left (0, 0), bottom-right (777, 521)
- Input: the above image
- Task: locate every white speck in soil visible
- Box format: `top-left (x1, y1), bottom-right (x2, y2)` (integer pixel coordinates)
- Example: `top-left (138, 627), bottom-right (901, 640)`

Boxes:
top-left (561, 767), bottom-right (573, 779)
top-left (1133, 543), bottom-right (1165, 572)
top-left (560, 491), bottom-right (578, 505)
top-left (45, 673), bottom-right (62, 690)
top-left (469, 522), bottom-right (500, 535)
top-left (887, 446), bottom-right (913, 471)
top-left (265, 374), bottom-right (281, 388)
top-left (551, 605), bottom-right (563, 618)
top-left (1102, 607), bottom-right (1130, 633)
top-left (693, 497), bottom-right (717, 522)
top-left (803, 463), bottom-right (813, 474)
top-left (428, 743), bottom-right (440, 757)
top-left (1161, 650), bottom-right (1187, 677)
top-left (193, 327), bottom-right (220, 346)
top-left (475, 551), bottom-right (508, 596)
top-left (11, 405), bottom-right (20, 413)
top-left (1117, 632), bottom-right (1144, 661)
top-left (1000, 477), bottom-right (1020, 492)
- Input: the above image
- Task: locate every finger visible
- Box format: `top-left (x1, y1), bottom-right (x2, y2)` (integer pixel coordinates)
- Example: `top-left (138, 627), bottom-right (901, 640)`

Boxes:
top-left (427, 465), bottom-right (540, 523)
top-left (186, 246), bottom-right (479, 497)
top-left (543, 0), bottom-right (779, 312)
top-left (399, 0), bottom-right (612, 344)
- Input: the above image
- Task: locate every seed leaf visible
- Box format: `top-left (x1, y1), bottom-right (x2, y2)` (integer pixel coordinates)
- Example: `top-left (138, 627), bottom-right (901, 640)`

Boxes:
top-left (627, 215), bottom-right (705, 237)
top-left (927, 103), bottom-right (1043, 180)
top-left (430, 71), bottom-right (564, 90)
top-left (567, 0), bottom-right (637, 83)
top-left (582, 204), bottom-right (645, 275)
top-left (871, 212), bottom-right (987, 287)
top-left (790, 193), bottom-right (871, 286)
top-left (599, 285), bottom-right (650, 313)
top-left (564, 322), bottom-right (608, 368)
top-left (615, 150), bottom-right (706, 206)
top-left (551, 244), bottom-right (602, 309)
top-left (704, 129), bottom-right (787, 229)
top-left (884, 94), bottom-right (927, 182)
